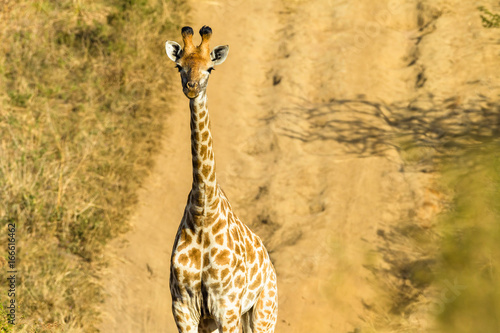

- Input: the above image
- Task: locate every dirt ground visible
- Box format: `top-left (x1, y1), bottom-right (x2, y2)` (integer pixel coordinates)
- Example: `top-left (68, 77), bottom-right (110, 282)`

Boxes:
top-left (98, 0), bottom-right (500, 332)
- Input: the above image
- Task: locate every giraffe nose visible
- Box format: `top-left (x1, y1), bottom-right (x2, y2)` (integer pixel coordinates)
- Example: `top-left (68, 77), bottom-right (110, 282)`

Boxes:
top-left (187, 81), bottom-right (198, 89)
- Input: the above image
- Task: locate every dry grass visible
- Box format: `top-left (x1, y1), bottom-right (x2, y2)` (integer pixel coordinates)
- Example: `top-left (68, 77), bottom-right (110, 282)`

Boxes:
top-left (0, 0), bottom-right (185, 331)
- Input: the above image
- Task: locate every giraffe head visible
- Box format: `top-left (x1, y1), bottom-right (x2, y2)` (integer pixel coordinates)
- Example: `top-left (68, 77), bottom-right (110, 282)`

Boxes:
top-left (165, 26), bottom-right (229, 99)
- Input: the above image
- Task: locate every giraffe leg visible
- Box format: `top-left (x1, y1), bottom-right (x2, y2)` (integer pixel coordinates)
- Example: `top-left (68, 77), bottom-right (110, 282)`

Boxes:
top-left (172, 301), bottom-right (199, 333)
top-left (251, 271), bottom-right (278, 332)
top-left (241, 309), bottom-right (253, 333)
top-left (215, 307), bottom-right (243, 333)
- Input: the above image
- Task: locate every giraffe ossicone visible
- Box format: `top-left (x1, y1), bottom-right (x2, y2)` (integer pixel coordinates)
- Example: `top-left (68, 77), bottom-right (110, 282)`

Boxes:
top-left (165, 26), bottom-right (278, 333)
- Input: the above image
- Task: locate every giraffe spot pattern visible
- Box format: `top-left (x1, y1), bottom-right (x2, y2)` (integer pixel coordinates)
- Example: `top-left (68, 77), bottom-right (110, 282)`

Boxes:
top-left (202, 163), bottom-right (211, 178)
top-left (201, 130), bottom-right (209, 141)
top-left (177, 253), bottom-right (189, 266)
top-left (187, 248), bottom-right (201, 269)
top-left (199, 144), bottom-right (208, 158)
top-left (177, 231), bottom-right (192, 252)
top-left (211, 218), bottom-right (226, 234)
top-left (215, 233), bottom-right (225, 245)
top-left (220, 268), bottom-right (230, 280)
top-left (214, 249), bottom-right (231, 266)
top-left (246, 239), bottom-right (256, 263)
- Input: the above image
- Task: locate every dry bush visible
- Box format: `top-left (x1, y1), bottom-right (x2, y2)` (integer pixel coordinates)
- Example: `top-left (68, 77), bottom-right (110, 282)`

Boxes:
top-left (0, 0), bottom-right (185, 331)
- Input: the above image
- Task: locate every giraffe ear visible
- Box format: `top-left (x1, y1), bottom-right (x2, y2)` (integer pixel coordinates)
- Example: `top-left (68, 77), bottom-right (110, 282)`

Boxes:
top-left (165, 41), bottom-right (182, 62)
top-left (210, 45), bottom-right (229, 66)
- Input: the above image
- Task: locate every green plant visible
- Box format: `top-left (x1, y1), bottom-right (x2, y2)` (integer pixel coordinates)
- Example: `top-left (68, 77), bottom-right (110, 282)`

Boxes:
top-left (0, 304), bottom-right (14, 333)
top-left (478, 6), bottom-right (500, 28)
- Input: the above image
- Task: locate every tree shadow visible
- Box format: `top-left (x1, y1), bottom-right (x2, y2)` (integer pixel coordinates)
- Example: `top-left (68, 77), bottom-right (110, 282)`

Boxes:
top-left (269, 94), bottom-right (500, 163)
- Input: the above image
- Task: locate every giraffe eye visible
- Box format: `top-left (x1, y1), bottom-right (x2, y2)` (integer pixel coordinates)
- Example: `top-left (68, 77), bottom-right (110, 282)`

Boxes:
top-left (207, 67), bottom-right (214, 74)
top-left (175, 64), bottom-right (182, 72)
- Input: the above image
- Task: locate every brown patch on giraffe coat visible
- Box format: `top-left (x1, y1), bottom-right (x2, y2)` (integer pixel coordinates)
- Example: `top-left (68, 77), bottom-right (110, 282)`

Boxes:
top-left (246, 239), bottom-right (256, 263)
top-left (249, 273), bottom-right (262, 290)
top-left (177, 253), bottom-right (189, 266)
top-left (208, 283), bottom-right (221, 292)
top-left (199, 144), bottom-right (208, 158)
top-left (222, 276), bottom-right (232, 290)
top-left (198, 120), bottom-right (206, 130)
top-left (233, 274), bottom-right (245, 288)
top-left (215, 249), bottom-right (231, 266)
top-left (245, 291), bottom-right (254, 301)
top-left (210, 248), bottom-right (218, 257)
top-left (267, 279), bottom-right (274, 289)
top-left (220, 268), bottom-right (230, 280)
top-left (195, 232), bottom-right (202, 245)
top-left (215, 233), bottom-right (225, 245)
top-left (227, 232), bottom-right (234, 250)
top-left (211, 218), bottom-right (226, 234)
top-left (231, 226), bottom-right (241, 244)
top-left (258, 249), bottom-right (265, 263)
top-left (235, 258), bottom-right (243, 269)
top-left (177, 231), bottom-right (192, 252)
top-left (202, 164), bottom-right (211, 178)
top-left (210, 197), bottom-right (219, 210)
top-left (203, 233), bottom-right (211, 248)
top-left (206, 186), bottom-right (216, 200)
top-left (235, 243), bottom-right (244, 257)
top-left (175, 314), bottom-right (185, 324)
top-left (253, 235), bottom-right (261, 248)
top-left (201, 130), bottom-right (209, 142)
top-left (209, 170), bottom-right (215, 182)
top-left (206, 266), bottom-right (219, 280)
top-left (182, 271), bottom-right (197, 284)
top-left (227, 313), bottom-right (238, 324)
top-left (250, 264), bottom-right (259, 277)
top-left (187, 248), bottom-right (201, 269)
top-left (199, 110), bottom-right (206, 118)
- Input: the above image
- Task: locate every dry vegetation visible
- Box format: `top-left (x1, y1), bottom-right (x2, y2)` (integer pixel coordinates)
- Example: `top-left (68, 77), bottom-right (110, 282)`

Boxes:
top-left (0, 0), bottom-right (183, 331)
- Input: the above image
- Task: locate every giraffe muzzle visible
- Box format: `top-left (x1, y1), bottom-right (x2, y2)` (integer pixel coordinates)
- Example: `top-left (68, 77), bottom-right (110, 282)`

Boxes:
top-left (184, 81), bottom-right (200, 99)
top-left (187, 81), bottom-right (198, 89)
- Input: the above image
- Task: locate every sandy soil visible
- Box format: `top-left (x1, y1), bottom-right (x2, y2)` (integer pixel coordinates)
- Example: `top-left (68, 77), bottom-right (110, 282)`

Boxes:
top-left (99, 0), bottom-right (500, 332)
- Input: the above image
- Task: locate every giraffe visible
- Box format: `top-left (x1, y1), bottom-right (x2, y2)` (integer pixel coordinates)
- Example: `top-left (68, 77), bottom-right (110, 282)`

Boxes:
top-left (165, 26), bottom-right (278, 333)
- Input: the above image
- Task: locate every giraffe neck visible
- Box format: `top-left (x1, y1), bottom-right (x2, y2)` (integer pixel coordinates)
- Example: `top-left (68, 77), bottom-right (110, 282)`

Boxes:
top-left (188, 91), bottom-right (219, 215)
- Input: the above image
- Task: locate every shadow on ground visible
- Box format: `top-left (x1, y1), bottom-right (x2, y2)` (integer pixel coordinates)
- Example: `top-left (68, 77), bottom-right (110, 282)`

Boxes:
top-left (270, 94), bottom-right (500, 163)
